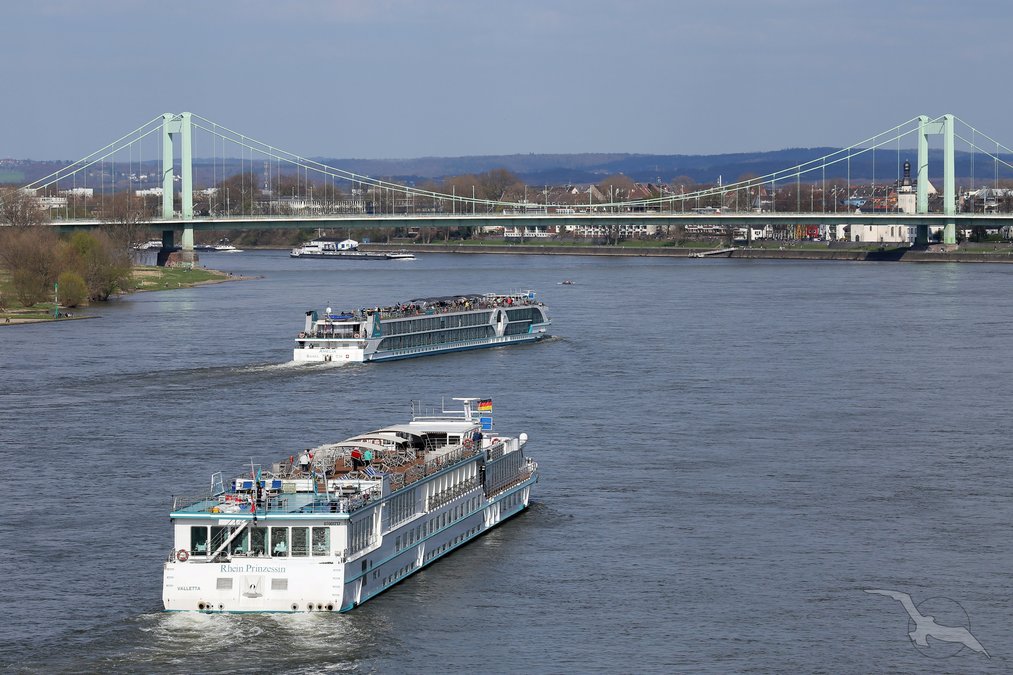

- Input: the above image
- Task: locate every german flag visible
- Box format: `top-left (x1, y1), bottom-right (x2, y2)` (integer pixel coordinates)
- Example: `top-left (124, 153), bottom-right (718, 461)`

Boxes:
top-left (477, 398), bottom-right (492, 411)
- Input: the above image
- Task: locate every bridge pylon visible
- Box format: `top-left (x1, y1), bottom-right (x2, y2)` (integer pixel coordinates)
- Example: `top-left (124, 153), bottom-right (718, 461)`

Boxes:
top-left (161, 112), bottom-right (195, 261)
top-left (916, 114), bottom-right (956, 245)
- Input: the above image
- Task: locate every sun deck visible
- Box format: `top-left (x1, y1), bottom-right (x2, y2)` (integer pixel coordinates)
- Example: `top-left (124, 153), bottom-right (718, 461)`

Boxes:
top-left (170, 426), bottom-right (496, 518)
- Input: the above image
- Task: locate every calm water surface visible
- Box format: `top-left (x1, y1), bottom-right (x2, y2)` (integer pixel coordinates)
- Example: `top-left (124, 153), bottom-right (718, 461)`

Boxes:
top-left (2, 252), bottom-right (1012, 673)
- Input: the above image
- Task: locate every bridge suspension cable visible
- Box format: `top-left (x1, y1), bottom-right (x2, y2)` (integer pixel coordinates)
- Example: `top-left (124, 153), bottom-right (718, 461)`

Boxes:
top-left (18, 112), bottom-right (1013, 222)
top-left (23, 116), bottom-right (165, 192)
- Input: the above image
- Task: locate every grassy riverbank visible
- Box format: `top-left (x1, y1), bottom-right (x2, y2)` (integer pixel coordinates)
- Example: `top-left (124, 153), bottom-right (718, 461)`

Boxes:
top-left (1, 265), bottom-right (240, 325)
top-left (129, 265), bottom-right (236, 292)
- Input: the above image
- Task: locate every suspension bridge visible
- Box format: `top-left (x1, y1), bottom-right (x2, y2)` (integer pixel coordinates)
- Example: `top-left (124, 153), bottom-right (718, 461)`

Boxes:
top-left (18, 112), bottom-right (1013, 260)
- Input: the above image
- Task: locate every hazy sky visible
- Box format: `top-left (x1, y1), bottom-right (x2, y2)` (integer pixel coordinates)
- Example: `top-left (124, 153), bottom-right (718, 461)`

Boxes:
top-left (2, 0), bottom-right (1009, 160)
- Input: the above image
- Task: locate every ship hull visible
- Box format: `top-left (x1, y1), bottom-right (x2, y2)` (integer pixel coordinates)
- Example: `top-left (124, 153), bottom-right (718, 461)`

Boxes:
top-left (293, 331), bottom-right (547, 364)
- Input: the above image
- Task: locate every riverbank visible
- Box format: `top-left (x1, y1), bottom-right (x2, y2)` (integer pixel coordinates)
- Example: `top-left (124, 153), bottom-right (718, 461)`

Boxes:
top-left (129, 265), bottom-right (256, 292)
top-left (360, 241), bottom-right (1013, 263)
top-left (0, 265), bottom-right (252, 326)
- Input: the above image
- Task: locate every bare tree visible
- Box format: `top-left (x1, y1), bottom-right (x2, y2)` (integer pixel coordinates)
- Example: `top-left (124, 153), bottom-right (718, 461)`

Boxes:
top-left (0, 226), bottom-right (61, 305)
top-left (98, 191), bottom-right (151, 254)
top-left (0, 187), bottom-right (49, 227)
top-left (596, 175), bottom-right (636, 204)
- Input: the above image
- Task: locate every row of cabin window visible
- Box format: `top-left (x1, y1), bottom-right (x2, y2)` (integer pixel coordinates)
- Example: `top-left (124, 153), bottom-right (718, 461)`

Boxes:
top-left (378, 325), bottom-right (491, 351)
top-left (394, 496), bottom-right (482, 553)
top-left (385, 312), bottom-right (492, 336)
top-left (423, 525), bottom-right (481, 563)
top-left (190, 525), bottom-right (330, 557)
top-left (381, 560), bottom-right (417, 586)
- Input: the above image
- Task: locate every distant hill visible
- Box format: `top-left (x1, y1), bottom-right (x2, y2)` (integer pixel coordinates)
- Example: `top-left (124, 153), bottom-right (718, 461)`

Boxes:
top-left (5, 148), bottom-right (1013, 188)
top-left (313, 148), bottom-right (1013, 185)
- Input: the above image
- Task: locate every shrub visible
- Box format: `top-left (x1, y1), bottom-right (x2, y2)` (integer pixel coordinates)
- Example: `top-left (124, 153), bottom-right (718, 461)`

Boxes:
top-left (57, 271), bottom-right (88, 308)
top-left (12, 268), bottom-right (50, 306)
top-left (63, 230), bottom-right (132, 301)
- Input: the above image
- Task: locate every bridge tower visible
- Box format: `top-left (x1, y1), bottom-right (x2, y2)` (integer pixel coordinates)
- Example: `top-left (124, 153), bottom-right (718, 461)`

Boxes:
top-left (160, 112), bottom-right (195, 261)
top-left (915, 114), bottom-right (956, 246)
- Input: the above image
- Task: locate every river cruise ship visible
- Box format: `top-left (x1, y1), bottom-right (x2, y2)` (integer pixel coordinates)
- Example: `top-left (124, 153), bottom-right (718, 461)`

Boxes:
top-left (294, 291), bottom-right (550, 363)
top-left (163, 398), bottom-right (537, 613)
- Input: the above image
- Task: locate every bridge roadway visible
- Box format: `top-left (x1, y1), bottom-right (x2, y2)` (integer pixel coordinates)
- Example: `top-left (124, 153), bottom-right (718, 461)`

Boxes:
top-left (40, 211), bottom-right (1013, 235)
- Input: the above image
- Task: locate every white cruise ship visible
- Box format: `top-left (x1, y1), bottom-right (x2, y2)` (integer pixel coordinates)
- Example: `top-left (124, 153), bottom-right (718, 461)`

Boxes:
top-left (294, 292), bottom-right (550, 363)
top-left (163, 398), bottom-right (537, 613)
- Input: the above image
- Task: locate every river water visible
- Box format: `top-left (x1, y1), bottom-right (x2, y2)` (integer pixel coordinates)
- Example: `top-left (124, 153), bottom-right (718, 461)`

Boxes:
top-left (1, 251), bottom-right (1012, 672)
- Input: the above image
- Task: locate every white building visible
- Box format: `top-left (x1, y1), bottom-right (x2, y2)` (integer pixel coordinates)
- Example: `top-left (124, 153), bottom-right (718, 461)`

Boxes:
top-left (571, 222), bottom-right (660, 238)
top-left (850, 223), bottom-right (945, 243)
top-left (503, 225), bottom-right (553, 238)
top-left (35, 196), bottom-right (68, 209)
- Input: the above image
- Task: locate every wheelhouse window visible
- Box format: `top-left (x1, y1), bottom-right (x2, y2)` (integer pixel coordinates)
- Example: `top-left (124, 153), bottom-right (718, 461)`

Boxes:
top-left (291, 527), bottom-right (309, 557)
top-left (312, 527), bottom-right (330, 556)
top-left (190, 526), bottom-right (208, 555)
top-left (230, 527), bottom-right (249, 555)
top-left (250, 527), bottom-right (267, 556)
top-left (271, 527), bottom-right (289, 557)
top-left (210, 526), bottom-right (229, 555)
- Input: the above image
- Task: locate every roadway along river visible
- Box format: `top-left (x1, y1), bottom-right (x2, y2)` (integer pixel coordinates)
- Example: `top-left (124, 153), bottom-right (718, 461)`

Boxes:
top-left (2, 251), bottom-right (1012, 671)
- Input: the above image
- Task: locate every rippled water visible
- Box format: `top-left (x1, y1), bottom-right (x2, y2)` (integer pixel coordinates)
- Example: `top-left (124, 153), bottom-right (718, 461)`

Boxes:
top-left (2, 252), bottom-right (1012, 672)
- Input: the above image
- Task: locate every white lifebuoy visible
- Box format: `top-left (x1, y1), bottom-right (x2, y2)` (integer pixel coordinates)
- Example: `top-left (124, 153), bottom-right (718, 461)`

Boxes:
top-left (176, 549), bottom-right (190, 563)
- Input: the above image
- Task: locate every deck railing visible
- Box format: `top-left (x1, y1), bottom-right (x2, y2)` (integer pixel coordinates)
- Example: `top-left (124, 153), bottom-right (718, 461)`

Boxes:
top-left (426, 475), bottom-right (481, 511)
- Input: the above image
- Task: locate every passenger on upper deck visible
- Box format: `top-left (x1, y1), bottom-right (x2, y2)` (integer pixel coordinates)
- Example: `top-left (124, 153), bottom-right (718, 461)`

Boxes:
top-left (299, 451), bottom-right (311, 474)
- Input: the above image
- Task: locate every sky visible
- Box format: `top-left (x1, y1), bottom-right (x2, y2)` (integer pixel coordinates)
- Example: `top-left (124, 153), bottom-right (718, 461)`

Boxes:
top-left (2, 0), bottom-right (1011, 161)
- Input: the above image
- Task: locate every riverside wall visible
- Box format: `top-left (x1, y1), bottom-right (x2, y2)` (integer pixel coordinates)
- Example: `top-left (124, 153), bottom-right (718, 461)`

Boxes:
top-left (361, 242), bottom-right (1013, 263)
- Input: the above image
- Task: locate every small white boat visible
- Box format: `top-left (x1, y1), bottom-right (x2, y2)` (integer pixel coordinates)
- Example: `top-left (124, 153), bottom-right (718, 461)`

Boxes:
top-left (197, 239), bottom-right (243, 253)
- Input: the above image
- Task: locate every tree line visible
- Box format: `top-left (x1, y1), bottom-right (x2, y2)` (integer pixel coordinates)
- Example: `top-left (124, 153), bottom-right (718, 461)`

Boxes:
top-left (0, 187), bottom-right (134, 309)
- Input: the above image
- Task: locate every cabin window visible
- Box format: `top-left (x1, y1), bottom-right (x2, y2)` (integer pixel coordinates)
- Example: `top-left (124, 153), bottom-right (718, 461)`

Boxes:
top-left (217, 578), bottom-right (233, 590)
top-left (291, 527), bottom-right (309, 557)
top-left (190, 526), bottom-right (208, 555)
top-left (250, 527), bottom-right (267, 556)
top-left (271, 527), bottom-right (289, 557)
top-left (312, 527), bottom-right (330, 556)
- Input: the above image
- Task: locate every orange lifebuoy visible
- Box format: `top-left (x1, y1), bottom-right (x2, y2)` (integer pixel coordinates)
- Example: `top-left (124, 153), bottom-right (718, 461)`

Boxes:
top-left (176, 549), bottom-right (190, 563)
top-left (463, 438), bottom-right (473, 449)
